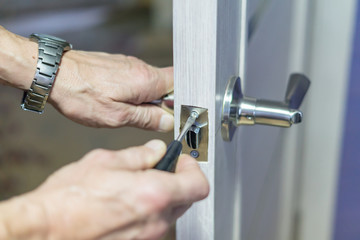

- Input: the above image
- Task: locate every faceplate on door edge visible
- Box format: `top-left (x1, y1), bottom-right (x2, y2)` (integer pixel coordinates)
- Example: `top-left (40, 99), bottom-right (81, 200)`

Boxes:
top-left (180, 105), bottom-right (208, 162)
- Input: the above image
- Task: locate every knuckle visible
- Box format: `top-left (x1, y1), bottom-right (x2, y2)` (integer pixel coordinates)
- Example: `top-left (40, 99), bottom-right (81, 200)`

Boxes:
top-left (126, 56), bottom-right (159, 102)
top-left (199, 180), bottom-right (210, 199)
top-left (89, 148), bottom-right (106, 156)
top-left (196, 176), bottom-right (210, 200)
top-left (131, 107), bottom-right (153, 129)
top-left (117, 149), bottom-right (135, 164)
top-left (137, 64), bottom-right (154, 82)
top-left (125, 55), bottom-right (141, 63)
top-left (126, 56), bottom-right (152, 81)
top-left (86, 148), bottom-right (114, 162)
top-left (114, 108), bottom-right (131, 126)
top-left (117, 147), bottom-right (149, 169)
top-left (104, 115), bottom-right (124, 128)
top-left (102, 107), bottom-right (131, 128)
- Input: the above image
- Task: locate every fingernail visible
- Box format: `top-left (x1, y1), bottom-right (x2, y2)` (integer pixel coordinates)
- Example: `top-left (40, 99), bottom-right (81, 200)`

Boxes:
top-left (158, 114), bottom-right (174, 132)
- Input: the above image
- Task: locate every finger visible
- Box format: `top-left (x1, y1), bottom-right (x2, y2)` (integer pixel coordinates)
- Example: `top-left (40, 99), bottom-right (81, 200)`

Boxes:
top-left (169, 155), bottom-right (210, 204)
top-left (127, 65), bottom-right (174, 104)
top-left (159, 66), bottom-right (174, 94)
top-left (126, 104), bottom-right (174, 132)
top-left (141, 66), bottom-right (174, 103)
top-left (103, 139), bottom-right (167, 171)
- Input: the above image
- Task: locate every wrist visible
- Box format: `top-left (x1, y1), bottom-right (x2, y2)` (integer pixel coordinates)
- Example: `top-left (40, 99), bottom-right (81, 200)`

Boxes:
top-left (47, 49), bottom-right (77, 106)
top-left (0, 26), bottom-right (37, 90)
top-left (0, 194), bottom-right (48, 239)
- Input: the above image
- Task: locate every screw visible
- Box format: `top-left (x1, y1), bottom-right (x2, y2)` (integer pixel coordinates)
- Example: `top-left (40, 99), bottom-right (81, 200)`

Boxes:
top-left (190, 150), bottom-right (200, 158)
top-left (190, 111), bottom-right (199, 119)
top-left (246, 116), bottom-right (253, 120)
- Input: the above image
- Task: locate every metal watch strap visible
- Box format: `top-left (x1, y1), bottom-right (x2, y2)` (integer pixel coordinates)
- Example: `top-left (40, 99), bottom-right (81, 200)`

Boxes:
top-left (21, 37), bottom-right (67, 113)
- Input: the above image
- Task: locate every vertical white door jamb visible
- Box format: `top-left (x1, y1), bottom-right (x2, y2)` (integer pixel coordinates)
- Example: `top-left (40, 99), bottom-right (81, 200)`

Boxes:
top-left (174, 0), bottom-right (244, 239)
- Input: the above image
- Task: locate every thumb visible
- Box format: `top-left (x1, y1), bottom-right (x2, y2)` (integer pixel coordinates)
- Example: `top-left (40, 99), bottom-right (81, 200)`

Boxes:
top-left (175, 154), bottom-right (202, 173)
top-left (127, 104), bottom-right (174, 132)
top-left (112, 139), bottom-right (167, 170)
top-left (170, 154), bottom-right (210, 203)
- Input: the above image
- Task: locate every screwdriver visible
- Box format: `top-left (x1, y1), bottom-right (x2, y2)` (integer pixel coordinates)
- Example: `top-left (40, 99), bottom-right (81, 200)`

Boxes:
top-left (154, 111), bottom-right (199, 172)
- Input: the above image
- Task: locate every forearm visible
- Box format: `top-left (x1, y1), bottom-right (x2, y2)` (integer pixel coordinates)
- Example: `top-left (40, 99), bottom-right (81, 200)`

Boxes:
top-left (0, 194), bottom-right (47, 239)
top-left (0, 26), bottom-right (37, 90)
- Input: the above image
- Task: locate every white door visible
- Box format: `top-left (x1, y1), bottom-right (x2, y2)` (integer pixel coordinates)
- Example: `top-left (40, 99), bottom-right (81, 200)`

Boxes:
top-left (173, 0), bottom-right (356, 240)
top-left (173, 0), bottom-right (301, 239)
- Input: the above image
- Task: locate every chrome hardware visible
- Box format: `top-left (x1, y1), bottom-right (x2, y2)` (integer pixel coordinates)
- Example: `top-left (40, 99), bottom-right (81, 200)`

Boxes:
top-left (181, 106), bottom-right (208, 162)
top-left (184, 119), bottom-right (208, 150)
top-left (185, 125), bottom-right (202, 149)
top-left (221, 74), bottom-right (310, 141)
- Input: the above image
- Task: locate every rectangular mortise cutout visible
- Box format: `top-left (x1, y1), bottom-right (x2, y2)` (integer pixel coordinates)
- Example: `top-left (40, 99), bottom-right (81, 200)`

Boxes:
top-left (180, 105), bottom-right (208, 162)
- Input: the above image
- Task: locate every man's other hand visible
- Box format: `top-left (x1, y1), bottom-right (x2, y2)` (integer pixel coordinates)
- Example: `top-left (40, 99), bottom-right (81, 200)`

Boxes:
top-left (11, 140), bottom-right (209, 240)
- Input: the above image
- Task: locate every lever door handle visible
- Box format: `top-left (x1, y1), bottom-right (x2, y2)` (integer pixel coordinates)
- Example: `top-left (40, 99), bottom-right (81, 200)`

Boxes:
top-left (221, 74), bottom-right (310, 141)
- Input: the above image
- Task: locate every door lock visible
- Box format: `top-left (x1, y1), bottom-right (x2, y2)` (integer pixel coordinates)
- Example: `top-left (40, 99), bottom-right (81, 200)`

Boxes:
top-left (221, 74), bottom-right (310, 141)
top-left (184, 121), bottom-right (208, 150)
top-left (185, 125), bottom-right (201, 149)
top-left (181, 106), bottom-right (208, 162)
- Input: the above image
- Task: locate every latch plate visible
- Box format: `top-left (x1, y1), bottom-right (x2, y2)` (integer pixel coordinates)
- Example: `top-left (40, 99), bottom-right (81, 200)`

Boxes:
top-left (180, 105), bottom-right (208, 162)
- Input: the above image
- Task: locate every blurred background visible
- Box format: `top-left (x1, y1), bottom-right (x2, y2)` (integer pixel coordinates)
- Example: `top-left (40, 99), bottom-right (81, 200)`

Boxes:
top-left (0, 0), bottom-right (174, 238)
top-left (0, 1), bottom-right (359, 240)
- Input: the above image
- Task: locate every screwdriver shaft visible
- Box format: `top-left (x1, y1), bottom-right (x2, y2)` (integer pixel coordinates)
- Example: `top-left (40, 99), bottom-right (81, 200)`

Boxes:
top-left (154, 111), bottom-right (200, 172)
top-left (177, 111), bottom-right (199, 141)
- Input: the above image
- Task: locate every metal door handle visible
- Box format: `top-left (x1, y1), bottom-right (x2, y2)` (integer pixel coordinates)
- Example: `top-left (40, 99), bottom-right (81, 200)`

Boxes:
top-left (221, 74), bottom-right (310, 141)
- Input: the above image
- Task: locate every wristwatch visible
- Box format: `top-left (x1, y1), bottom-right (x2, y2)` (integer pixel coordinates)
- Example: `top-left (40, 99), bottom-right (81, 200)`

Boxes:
top-left (21, 33), bottom-right (72, 114)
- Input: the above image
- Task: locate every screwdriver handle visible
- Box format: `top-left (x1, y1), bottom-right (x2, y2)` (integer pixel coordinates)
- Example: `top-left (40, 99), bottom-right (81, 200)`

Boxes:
top-left (154, 140), bottom-right (183, 172)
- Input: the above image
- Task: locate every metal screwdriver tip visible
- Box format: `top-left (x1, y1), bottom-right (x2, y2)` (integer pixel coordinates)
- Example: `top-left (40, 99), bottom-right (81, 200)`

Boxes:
top-left (177, 111), bottom-right (200, 141)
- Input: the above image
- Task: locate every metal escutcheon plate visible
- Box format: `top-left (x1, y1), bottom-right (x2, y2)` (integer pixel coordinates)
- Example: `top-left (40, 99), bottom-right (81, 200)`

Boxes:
top-left (221, 76), bottom-right (242, 141)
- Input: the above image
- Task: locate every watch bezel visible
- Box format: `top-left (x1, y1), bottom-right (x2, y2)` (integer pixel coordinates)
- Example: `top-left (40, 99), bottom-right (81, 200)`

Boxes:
top-left (30, 33), bottom-right (73, 51)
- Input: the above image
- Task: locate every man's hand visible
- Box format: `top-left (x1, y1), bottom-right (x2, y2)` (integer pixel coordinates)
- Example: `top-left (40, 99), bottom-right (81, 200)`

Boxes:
top-left (0, 26), bottom-right (174, 131)
top-left (0, 140), bottom-right (209, 240)
top-left (50, 51), bottom-right (174, 131)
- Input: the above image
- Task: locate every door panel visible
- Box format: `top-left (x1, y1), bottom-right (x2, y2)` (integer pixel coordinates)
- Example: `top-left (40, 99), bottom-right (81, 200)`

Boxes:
top-left (242, 0), bottom-right (293, 239)
top-left (174, 0), bottom-right (295, 239)
top-left (174, 0), bottom-right (357, 239)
